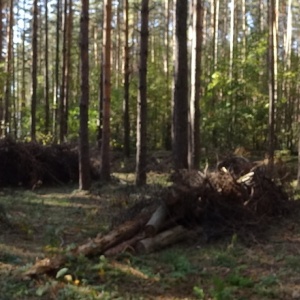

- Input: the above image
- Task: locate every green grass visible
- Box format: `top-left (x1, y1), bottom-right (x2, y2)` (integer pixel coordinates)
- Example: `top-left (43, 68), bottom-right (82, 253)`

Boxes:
top-left (1, 173), bottom-right (300, 299)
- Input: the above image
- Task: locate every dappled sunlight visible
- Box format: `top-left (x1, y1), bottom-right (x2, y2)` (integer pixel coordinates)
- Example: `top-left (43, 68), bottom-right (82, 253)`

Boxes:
top-left (1, 181), bottom-right (300, 299)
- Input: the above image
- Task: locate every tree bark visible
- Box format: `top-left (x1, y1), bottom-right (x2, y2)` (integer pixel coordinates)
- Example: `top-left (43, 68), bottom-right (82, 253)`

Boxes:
top-left (79, 0), bottom-right (91, 190)
top-left (135, 0), bottom-right (149, 186)
top-left (59, 0), bottom-right (68, 143)
top-left (0, 0), bottom-right (4, 137)
top-left (100, 0), bottom-right (112, 181)
top-left (44, 0), bottom-right (50, 135)
top-left (267, 0), bottom-right (277, 172)
top-left (189, 0), bottom-right (203, 170)
top-left (144, 205), bottom-right (167, 237)
top-left (136, 225), bottom-right (188, 254)
top-left (76, 211), bottom-right (150, 256)
top-left (64, 0), bottom-right (73, 138)
top-left (173, 0), bottom-right (188, 170)
top-left (4, 0), bottom-right (14, 137)
top-left (123, 0), bottom-right (130, 158)
top-left (54, 0), bottom-right (61, 142)
top-left (31, 0), bottom-right (38, 141)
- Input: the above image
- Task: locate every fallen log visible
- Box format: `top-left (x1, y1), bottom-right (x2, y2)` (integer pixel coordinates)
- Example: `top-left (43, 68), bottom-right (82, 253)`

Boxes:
top-left (144, 205), bottom-right (168, 237)
top-left (136, 225), bottom-right (189, 254)
top-left (24, 211), bottom-right (151, 277)
top-left (75, 211), bottom-right (151, 256)
top-left (104, 233), bottom-right (145, 256)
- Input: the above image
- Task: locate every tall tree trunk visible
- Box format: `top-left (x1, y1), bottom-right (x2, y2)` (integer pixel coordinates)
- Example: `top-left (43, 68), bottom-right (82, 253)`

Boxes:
top-left (164, 0), bottom-right (170, 78)
top-left (4, 0), bottom-right (14, 137)
top-left (79, 0), bottom-right (91, 190)
top-left (189, 0), bottom-right (202, 170)
top-left (115, 1), bottom-right (122, 87)
top-left (241, 0), bottom-right (246, 81)
top-left (211, 0), bottom-right (219, 146)
top-left (31, 0), bottom-right (38, 141)
top-left (213, 0), bottom-right (219, 71)
top-left (53, 0), bottom-right (61, 142)
top-left (59, 0), bottom-right (72, 141)
top-left (283, 0), bottom-right (292, 149)
top-left (163, 0), bottom-right (172, 150)
top-left (135, 0), bottom-right (149, 186)
top-left (173, 0), bottom-right (188, 170)
top-left (100, 0), bottom-right (112, 181)
top-left (259, 0), bottom-right (264, 32)
top-left (12, 49), bottom-right (17, 138)
top-left (123, 0), bottom-right (130, 158)
top-left (59, 0), bottom-right (68, 143)
top-left (44, 0), bottom-right (50, 134)
top-left (0, 0), bottom-right (4, 137)
top-left (267, 0), bottom-right (277, 170)
top-left (297, 131), bottom-right (300, 188)
top-left (97, 7), bottom-right (104, 148)
top-left (229, 0), bottom-right (235, 82)
top-left (65, 0), bottom-right (73, 139)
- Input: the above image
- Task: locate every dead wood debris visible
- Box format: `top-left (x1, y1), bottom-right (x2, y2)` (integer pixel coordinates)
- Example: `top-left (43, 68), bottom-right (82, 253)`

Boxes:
top-left (23, 155), bottom-right (293, 278)
top-left (0, 137), bottom-right (99, 188)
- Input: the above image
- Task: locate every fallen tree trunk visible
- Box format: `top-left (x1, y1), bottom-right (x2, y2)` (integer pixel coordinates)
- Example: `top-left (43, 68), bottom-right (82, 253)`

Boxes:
top-left (75, 211), bottom-right (151, 256)
top-left (24, 211), bottom-right (151, 277)
top-left (136, 225), bottom-right (189, 254)
top-left (104, 233), bottom-right (145, 256)
top-left (144, 205), bottom-right (168, 237)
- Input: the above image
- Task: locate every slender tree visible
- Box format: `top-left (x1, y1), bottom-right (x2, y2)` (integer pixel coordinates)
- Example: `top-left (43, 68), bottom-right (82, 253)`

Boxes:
top-left (123, 0), bottom-right (130, 158)
top-left (0, 0), bottom-right (3, 137)
top-left (59, 0), bottom-right (68, 143)
top-left (30, 0), bottom-right (38, 141)
top-left (163, 0), bottom-right (172, 150)
top-left (173, 0), bottom-right (188, 170)
top-left (229, 0), bottom-right (235, 82)
top-left (213, 0), bottom-right (219, 71)
top-left (297, 123), bottom-right (300, 188)
top-left (97, 8), bottom-right (104, 149)
top-left (59, 0), bottom-right (72, 142)
top-left (136, 0), bottom-right (149, 186)
top-left (4, 0), bottom-right (14, 136)
top-left (100, 0), bottom-right (112, 181)
top-left (44, 0), bottom-right (50, 134)
top-left (20, 0), bottom-right (27, 134)
top-left (54, 0), bottom-right (61, 141)
top-left (189, 0), bottom-right (202, 169)
top-left (79, 0), bottom-right (91, 190)
top-left (65, 0), bottom-right (73, 138)
top-left (267, 0), bottom-right (277, 170)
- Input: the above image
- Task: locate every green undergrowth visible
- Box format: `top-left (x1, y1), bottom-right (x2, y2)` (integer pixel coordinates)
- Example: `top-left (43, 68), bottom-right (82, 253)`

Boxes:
top-left (0, 173), bottom-right (300, 299)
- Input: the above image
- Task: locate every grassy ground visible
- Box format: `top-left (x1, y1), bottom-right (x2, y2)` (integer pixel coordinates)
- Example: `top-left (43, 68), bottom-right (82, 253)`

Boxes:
top-left (1, 173), bottom-right (300, 300)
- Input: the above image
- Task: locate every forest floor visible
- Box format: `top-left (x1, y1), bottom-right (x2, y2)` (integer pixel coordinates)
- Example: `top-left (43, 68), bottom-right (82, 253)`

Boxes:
top-left (1, 167), bottom-right (300, 299)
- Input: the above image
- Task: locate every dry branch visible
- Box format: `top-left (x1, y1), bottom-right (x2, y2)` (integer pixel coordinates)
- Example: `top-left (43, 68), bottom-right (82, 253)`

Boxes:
top-left (24, 256), bottom-right (67, 277)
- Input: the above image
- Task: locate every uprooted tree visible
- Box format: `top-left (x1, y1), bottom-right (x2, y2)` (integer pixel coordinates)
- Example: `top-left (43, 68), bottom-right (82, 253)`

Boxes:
top-left (24, 155), bottom-right (292, 278)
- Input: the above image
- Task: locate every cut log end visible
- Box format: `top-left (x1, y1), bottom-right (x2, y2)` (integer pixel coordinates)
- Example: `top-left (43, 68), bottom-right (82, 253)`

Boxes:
top-left (136, 225), bottom-right (188, 254)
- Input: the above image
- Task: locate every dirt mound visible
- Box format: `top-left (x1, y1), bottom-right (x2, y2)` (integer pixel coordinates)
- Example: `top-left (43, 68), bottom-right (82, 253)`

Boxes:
top-left (0, 138), bottom-right (98, 188)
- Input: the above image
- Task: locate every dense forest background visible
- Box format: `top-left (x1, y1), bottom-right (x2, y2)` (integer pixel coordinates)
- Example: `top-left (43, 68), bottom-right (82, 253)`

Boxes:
top-left (0, 0), bottom-right (298, 180)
